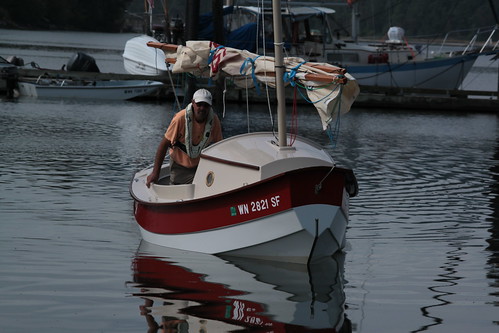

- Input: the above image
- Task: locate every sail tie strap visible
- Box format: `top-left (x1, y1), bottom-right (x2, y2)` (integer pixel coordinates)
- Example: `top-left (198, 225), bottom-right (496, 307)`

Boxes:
top-left (208, 44), bottom-right (226, 66)
top-left (283, 61), bottom-right (306, 86)
top-left (325, 84), bottom-right (344, 148)
top-left (240, 55), bottom-right (262, 95)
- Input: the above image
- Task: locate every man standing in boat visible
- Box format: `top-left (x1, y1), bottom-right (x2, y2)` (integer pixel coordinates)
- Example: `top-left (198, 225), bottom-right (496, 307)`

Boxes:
top-left (146, 89), bottom-right (223, 186)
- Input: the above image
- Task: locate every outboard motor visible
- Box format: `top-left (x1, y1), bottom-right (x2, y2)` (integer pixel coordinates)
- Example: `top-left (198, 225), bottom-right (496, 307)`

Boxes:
top-left (6, 56), bottom-right (24, 66)
top-left (66, 52), bottom-right (100, 72)
top-left (0, 59), bottom-right (18, 98)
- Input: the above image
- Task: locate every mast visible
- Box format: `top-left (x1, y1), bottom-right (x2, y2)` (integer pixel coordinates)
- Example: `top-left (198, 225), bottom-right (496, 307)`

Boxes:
top-left (272, 0), bottom-right (287, 148)
top-left (351, 1), bottom-right (359, 42)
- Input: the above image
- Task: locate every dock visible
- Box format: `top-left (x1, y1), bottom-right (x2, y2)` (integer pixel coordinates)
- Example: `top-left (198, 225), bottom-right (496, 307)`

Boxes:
top-left (353, 85), bottom-right (498, 112)
top-left (1, 67), bottom-right (498, 112)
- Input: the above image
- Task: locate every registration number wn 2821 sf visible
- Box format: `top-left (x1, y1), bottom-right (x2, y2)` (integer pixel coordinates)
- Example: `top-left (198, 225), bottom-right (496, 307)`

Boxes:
top-left (230, 195), bottom-right (281, 216)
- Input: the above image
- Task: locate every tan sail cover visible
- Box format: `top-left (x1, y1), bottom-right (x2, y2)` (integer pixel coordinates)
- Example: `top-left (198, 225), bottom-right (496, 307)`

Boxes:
top-left (164, 41), bottom-right (359, 130)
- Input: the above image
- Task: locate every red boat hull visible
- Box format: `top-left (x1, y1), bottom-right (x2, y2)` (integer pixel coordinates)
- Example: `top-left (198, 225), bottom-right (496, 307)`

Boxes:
top-left (133, 166), bottom-right (348, 234)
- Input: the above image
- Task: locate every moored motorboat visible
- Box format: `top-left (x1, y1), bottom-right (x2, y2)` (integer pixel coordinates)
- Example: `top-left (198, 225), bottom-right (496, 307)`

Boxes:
top-left (13, 51), bottom-right (165, 100)
top-left (18, 78), bottom-right (164, 100)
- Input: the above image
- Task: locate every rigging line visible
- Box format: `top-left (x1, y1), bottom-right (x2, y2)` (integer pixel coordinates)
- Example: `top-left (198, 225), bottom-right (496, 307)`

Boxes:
top-left (325, 85), bottom-right (343, 148)
top-left (167, 66), bottom-right (181, 111)
top-left (156, 45), bottom-right (181, 112)
top-left (259, 0), bottom-right (277, 138)
top-left (315, 164), bottom-right (336, 194)
top-left (222, 77), bottom-right (227, 118)
top-left (351, 59), bottom-right (413, 80)
top-left (264, 61), bottom-right (276, 138)
top-left (294, 81), bottom-right (341, 105)
top-left (289, 85), bottom-right (298, 146)
top-left (245, 76), bottom-right (250, 133)
top-left (256, 0), bottom-right (261, 55)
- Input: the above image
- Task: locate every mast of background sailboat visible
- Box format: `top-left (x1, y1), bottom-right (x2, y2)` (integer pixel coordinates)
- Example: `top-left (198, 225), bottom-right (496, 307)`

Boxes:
top-left (272, 0), bottom-right (287, 148)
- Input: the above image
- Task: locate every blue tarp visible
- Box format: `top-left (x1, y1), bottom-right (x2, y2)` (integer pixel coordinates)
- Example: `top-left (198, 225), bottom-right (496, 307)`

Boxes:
top-left (197, 6), bottom-right (288, 53)
top-left (226, 23), bottom-right (258, 52)
top-left (197, 6), bottom-right (234, 42)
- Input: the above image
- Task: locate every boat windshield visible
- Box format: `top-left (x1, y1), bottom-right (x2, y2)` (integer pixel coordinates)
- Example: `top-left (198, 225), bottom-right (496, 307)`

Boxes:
top-left (227, 6), bottom-right (334, 55)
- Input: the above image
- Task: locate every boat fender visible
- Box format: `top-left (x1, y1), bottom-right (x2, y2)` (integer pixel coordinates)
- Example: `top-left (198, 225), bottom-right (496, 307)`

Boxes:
top-left (184, 103), bottom-right (214, 158)
top-left (344, 170), bottom-right (359, 198)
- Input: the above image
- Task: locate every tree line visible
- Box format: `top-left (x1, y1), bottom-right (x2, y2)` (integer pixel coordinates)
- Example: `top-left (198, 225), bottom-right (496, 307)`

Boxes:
top-left (0, 0), bottom-right (133, 32)
top-left (332, 0), bottom-right (498, 41)
top-left (0, 0), bottom-right (497, 40)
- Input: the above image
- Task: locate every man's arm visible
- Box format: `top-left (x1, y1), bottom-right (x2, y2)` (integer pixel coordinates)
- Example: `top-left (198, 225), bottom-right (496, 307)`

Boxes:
top-left (146, 136), bottom-right (172, 187)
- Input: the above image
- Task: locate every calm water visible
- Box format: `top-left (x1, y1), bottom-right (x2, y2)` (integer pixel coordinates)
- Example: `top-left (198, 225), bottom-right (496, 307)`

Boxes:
top-left (1, 30), bottom-right (498, 332)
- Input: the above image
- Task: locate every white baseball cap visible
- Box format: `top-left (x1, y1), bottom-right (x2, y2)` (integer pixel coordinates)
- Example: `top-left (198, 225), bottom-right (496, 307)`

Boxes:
top-left (193, 89), bottom-right (212, 105)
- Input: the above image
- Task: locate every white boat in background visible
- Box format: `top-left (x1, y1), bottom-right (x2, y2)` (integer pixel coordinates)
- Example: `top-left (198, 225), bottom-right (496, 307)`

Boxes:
top-left (221, 3), bottom-right (496, 90)
top-left (345, 52), bottom-right (481, 89)
top-left (123, 35), bottom-right (170, 75)
top-left (129, 0), bottom-right (360, 264)
top-left (18, 79), bottom-right (164, 100)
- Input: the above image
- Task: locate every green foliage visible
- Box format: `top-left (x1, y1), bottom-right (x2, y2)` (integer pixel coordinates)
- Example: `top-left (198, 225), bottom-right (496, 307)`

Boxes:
top-left (0, 0), bottom-right (133, 31)
top-left (358, 0), bottom-right (498, 38)
top-left (0, 0), bottom-right (497, 36)
top-left (331, 0), bottom-right (498, 40)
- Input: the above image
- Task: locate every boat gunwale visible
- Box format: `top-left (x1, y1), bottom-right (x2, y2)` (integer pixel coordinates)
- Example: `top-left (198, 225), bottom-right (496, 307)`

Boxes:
top-left (130, 165), bottom-right (352, 207)
top-left (18, 80), bottom-right (163, 89)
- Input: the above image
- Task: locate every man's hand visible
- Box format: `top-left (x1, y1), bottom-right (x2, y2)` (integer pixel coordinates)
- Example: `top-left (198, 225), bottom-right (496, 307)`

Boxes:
top-left (146, 172), bottom-right (159, 188)
top-left (146, 137), bottom-right (171, 188)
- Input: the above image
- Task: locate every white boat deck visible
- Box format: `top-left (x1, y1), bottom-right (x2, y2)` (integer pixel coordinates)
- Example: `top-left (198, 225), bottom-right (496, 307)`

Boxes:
top-left (131, 132), bottom-right (336, 203)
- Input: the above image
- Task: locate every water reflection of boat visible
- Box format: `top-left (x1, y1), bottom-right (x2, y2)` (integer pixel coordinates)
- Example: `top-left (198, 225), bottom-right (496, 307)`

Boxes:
top-left (130, 241), bottom-right (351, 332)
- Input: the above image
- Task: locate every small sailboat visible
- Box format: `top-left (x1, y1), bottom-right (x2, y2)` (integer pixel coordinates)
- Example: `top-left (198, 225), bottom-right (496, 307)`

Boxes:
top-left (129, 0), bottom-right (360, 264)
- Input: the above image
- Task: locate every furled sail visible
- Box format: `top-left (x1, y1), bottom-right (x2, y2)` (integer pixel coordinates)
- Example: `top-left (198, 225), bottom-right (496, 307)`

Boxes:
top-left (155, 40), bottom-right (360, 130)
